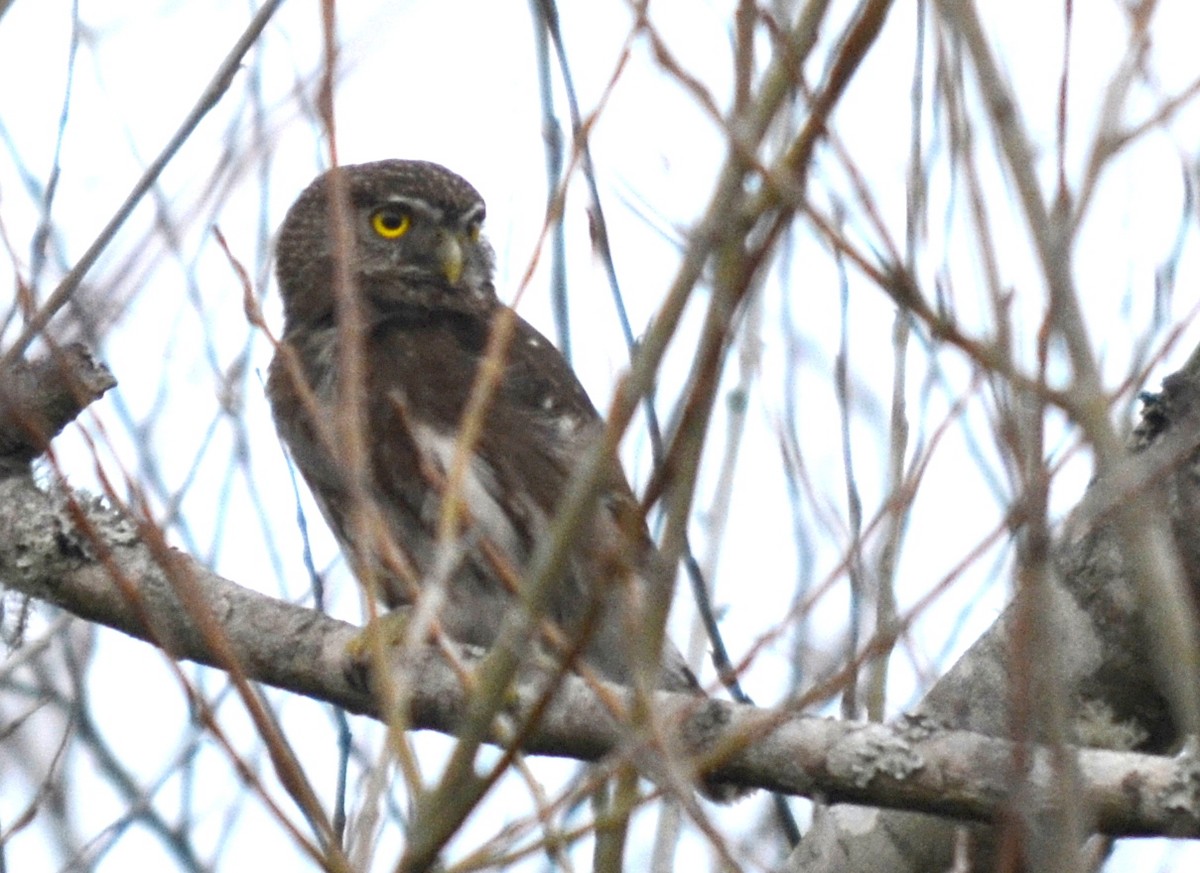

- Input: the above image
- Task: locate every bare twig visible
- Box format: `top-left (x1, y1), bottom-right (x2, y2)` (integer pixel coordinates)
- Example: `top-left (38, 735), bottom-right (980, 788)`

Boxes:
top-left (1, 0), bottom-right (286, 366)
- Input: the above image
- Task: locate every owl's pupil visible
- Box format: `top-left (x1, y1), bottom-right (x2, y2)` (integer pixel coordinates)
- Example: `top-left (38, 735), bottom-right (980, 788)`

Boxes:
top-left (382, 214), bottom-right (402, 229)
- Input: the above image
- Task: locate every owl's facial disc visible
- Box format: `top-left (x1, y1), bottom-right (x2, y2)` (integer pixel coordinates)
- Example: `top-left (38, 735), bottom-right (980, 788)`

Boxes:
top-left (365, 194), bottom-right (486, 289)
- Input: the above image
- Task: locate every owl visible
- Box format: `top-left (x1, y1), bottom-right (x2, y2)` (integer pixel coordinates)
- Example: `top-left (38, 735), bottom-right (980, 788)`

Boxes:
top-left (266, 161), bottom-right (737, 797)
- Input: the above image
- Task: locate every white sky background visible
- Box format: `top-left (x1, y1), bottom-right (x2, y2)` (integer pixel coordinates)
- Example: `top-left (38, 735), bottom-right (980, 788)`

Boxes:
top-left (2, 0), bottom-right (1200, 870)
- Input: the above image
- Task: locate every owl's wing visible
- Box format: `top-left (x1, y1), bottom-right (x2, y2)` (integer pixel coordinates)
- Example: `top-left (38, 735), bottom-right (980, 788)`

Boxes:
top-left (483, 310), bottom-right (630, 522)
top-left (498, 312), bottom-right (600, 423)
top-left (486, 313), bottom-right (702, 692)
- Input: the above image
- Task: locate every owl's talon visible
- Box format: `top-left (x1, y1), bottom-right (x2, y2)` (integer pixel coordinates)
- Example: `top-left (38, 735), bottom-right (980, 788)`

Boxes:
top-left (344, 611), bottom-right (412, 692)
top-left (344, 653), bottom-right (371, 694)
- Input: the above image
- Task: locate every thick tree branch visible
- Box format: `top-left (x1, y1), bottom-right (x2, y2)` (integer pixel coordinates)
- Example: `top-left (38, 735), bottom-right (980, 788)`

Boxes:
top-left (0, 343), bottom-right (115, 473)
top-left (2, 471), bottom-right (1200, 838)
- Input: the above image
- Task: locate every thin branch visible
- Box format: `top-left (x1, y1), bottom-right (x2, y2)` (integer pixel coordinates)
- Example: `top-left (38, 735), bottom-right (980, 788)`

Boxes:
top-left (0, 0), bottom-right (286, 365)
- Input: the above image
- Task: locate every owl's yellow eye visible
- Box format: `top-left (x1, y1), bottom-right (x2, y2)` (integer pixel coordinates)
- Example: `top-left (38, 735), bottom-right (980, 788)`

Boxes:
top-left (371, 208), bottom-right (411, 239)
top-left (467, 220), bottom-right (482, 243)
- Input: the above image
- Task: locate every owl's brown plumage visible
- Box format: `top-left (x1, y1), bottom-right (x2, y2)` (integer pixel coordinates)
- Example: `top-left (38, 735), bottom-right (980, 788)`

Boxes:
top-left (267, 159), bottom-right (702, 696)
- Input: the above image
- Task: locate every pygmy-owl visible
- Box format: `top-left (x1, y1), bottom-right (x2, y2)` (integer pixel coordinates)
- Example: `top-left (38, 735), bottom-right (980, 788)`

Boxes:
top-left (266, 161), bottom-right (738, 796)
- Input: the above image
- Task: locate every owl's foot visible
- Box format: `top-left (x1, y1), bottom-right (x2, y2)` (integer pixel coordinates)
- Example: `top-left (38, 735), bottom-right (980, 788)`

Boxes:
top-left (343, 610), bottom-right (412, 692)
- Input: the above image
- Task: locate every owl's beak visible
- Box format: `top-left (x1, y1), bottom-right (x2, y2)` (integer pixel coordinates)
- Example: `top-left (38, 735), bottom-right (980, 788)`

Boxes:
top-left (436, 232), bottom-right (465, 285)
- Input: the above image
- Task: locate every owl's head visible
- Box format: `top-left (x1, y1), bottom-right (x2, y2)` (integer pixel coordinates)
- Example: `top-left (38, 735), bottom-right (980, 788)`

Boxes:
top-left (275, 160), bottom-right (496, 328)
